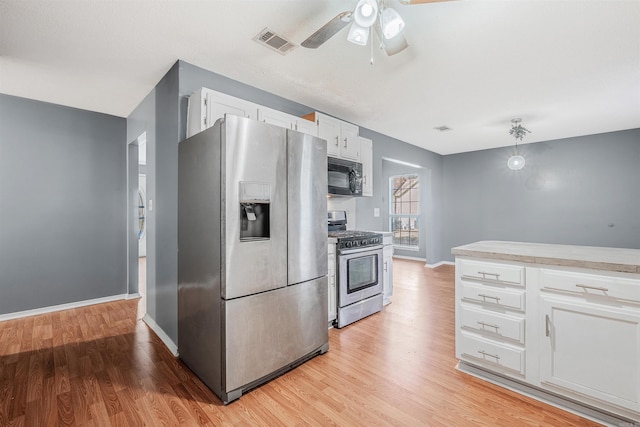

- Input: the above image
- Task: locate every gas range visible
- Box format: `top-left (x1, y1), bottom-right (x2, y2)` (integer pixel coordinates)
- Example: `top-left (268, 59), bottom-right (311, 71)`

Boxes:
top-left (328, 230), bottom-right (383, 250)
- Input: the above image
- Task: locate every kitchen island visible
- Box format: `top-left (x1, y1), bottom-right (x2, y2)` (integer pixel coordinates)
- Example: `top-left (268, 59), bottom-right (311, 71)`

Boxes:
top-left (451, 241), bottom-right (640, 426)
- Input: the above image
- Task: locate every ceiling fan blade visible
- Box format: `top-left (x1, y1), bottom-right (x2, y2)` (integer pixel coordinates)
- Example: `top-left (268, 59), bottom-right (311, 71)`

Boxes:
top-left (399, 0), bottom-right (455, 4)
top-left (374, 25), bottom-right (409, 56)
top-left (301, 11), bottom-right (352, 49)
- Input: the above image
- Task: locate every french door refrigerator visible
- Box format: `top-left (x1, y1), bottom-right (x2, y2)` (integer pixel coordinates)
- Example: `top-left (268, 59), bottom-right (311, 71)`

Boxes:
top-left (178, 115), bottom-right (328, 404)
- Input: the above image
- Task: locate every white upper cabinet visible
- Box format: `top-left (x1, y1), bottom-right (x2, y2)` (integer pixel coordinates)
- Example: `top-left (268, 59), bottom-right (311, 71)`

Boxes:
top-left (257, 106), bottom-right (318, 136)
top-left (295, 116), bottom-right (318, 136)
top-left (305, 112), bottom-right (360, 161)
top-left (257, 106), bottom-right (295, 129)
top-left (187, 88), bottom-right (257, 138)
top-left (359, 136), bottom-right (373, 197)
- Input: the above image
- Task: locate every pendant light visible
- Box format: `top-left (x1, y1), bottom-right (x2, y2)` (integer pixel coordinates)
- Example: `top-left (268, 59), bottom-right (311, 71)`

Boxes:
top-left (507, 118), bottom-right (530, 170)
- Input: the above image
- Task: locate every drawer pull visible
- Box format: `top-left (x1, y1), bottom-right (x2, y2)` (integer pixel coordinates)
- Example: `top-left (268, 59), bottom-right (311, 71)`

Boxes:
top-left (575, 284), bottom-right (609, 293)
top-left (478, 350), bottom-right (501, 360)
top-left (478, 271), bottom-right (501, 280)
top-left (477, 321), bottom-right (500, 330)
top-left (478, 294), bottom-right (501, 302)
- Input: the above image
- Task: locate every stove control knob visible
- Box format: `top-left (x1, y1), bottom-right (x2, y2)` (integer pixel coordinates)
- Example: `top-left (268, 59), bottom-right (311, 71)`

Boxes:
top-left (346, 241), bottom-right (352, 248)
top-left (362, 239), bottom-right (368, 246)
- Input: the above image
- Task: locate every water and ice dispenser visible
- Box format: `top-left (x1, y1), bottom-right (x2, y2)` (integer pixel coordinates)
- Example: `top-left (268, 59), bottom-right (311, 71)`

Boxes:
top-left (239, 181), bottom-right (271, 241)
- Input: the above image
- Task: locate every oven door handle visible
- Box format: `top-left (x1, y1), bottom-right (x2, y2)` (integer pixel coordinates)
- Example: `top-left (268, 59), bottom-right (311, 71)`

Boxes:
top-left (338, 245), bottom-right (383, 255)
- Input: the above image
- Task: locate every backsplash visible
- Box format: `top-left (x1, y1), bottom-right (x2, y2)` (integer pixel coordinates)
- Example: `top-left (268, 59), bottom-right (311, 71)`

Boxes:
top-left (327, 197), bottom-right (356, 230)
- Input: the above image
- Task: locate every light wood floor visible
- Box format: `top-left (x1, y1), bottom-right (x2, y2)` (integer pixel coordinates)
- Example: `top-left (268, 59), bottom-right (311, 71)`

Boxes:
top-left (0, 259), bottom-right (602, 426)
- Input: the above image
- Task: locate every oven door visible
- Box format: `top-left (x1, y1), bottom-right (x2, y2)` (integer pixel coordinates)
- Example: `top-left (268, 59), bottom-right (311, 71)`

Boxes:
top-left (337, 245), bottom-right (383, 308)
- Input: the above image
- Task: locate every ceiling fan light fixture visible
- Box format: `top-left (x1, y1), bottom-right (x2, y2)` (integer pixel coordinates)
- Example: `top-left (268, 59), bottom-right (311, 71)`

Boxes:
top-left (353, 0), bottom-right (378, 28)
top-left (381, 7), bottom-right (405, 39)
top-left (347, 22), bottom-right (369, 46)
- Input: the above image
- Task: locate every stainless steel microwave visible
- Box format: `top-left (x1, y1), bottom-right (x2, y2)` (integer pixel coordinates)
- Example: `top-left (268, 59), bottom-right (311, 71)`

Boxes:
top-left (328, 156), bottom-right (363, 196)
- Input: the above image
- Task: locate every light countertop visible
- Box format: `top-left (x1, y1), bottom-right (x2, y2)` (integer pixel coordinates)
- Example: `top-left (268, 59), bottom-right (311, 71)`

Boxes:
top-left (451, 240), bottom-right (640, 274)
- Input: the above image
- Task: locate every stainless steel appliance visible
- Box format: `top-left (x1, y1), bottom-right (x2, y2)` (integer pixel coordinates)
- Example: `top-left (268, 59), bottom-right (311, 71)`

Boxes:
top-left (178, 115), bottom-right (328, 404)
top-left (328, 211), bottom-right (383, 328)
top-left (328, 156), bottom-right (363, 196)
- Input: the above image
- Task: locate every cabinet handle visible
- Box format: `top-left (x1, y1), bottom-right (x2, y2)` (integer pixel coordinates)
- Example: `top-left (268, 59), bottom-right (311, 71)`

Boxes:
top-left (478, 271), bottom-right (501, 280)
top-left (478, 350), bottom-right (501, 360)
top-left (545, 314), bottom-right (550, 337)
top-left (334, 136), bottom-right (339, 147)
top-left (343, 137), bottom-right (348, 149)
top-left (477, 321), bottom-right (500, 330)
top-left (575, 284), bottom-right (609, 293)
top-left (478, 294), bottom-right (501, 302)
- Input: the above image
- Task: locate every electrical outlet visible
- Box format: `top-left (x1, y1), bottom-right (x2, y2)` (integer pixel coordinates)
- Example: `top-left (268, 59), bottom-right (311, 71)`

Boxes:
top-left (374, 208), bottom-right (380, 217)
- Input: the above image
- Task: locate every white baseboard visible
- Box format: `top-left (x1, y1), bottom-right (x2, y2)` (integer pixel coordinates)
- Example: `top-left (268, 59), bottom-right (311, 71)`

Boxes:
top-left (126, 292), bottom-right (141, 300)
top-left (392, 255), bottom-right (426, 262)
top-left (0, 294), bottom-right (129, 322)
top-left (425, 260), bottom-right (455, 269)
top-left (142, 314), bottom-right (179, 357)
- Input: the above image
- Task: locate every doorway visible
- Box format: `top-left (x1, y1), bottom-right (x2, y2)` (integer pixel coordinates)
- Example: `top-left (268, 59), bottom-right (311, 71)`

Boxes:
top-left (127, 133), bottom-right (147, 319)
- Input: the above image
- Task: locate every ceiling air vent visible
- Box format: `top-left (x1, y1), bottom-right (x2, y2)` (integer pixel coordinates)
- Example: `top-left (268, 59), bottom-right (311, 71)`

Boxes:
top-left (254, 28), bottom-right (296, 55)
top-left (434, 125), bottom-right (452, 132)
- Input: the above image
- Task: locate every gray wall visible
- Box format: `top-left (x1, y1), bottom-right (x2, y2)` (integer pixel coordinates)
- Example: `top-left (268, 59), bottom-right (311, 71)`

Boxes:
top-left (126, 62), bottom-right (180, 343)
top-left (355, 130), bottom-right (444, 263)
top-left (442, 129), bottom-right (640, 262)
top-left (0, 94), bottom-right (127, 315)
top-left (178, 61), bottom-right (315, 142)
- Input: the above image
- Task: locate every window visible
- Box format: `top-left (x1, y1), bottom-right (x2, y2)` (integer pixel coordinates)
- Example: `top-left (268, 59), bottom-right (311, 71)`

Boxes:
top-left (389, 175), bottom-right (419, 249)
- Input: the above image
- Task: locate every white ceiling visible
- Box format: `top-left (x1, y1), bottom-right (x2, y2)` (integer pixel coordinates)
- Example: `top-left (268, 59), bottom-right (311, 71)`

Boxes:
top-left (1, 0), bottom-right (639, 155)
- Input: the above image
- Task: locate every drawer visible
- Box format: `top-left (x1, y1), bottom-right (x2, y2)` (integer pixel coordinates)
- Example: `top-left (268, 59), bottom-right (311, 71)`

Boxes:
top-left (460, 282), bottom-right (526, 311)
top-left (459, 259), bottom-right (524, 287)
top-left (458, 332), bottom-right (525, 375)
top-left (540, 269), bottom-right (640, 303)
top-left (460, 306), bottom-right (525, 344)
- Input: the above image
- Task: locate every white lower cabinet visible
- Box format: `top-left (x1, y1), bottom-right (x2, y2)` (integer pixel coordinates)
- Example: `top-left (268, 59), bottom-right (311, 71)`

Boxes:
top-left (458, 332), bottom-right (526, 376)
top-left (382, 238), bottom-right (393, 305)
top-left (455, 258), bottom-right (527, 381)
top-left (540, 296), bottom-right (640, 413)
top-left (328, 242), bottom-right (337, 324)
top-left (455, 254), bottom-right (640, 422)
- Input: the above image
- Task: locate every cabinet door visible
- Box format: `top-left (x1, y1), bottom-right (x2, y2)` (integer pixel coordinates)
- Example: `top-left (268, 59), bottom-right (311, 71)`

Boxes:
top-left (340, 122), bottom-right (360, 161)
top-left (359, 136), bottom-right (373, 196)
top-left (295, 117), bottom-right (318, 136)
top-left (382, 244), bottom-right (393, 305)
top-left (206, 91), bottom-right (257, 128)
top-left (258, 107), bottom-right (295, 129)
top-left (540, 297), bottom-right (640, 412)
top-left (317, 113), bottom-right (341, 157)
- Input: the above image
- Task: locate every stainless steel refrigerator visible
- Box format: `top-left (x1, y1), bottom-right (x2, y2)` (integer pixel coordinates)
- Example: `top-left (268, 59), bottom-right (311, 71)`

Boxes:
top-left (178, 115), bottom-right (328, 404)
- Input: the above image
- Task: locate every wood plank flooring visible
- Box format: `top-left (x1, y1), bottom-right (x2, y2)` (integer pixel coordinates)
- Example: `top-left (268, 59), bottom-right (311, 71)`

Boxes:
top-left (0, 260), bottom-right (603, 426)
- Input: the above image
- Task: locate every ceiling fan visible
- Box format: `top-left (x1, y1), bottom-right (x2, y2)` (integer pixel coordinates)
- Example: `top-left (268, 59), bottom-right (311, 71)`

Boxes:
top-left (301, 0), bottom-right (454, 56)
